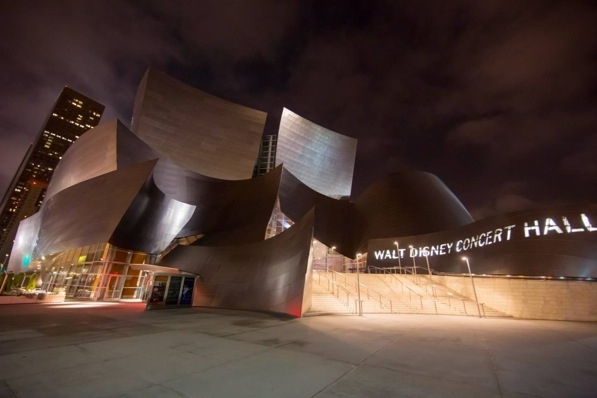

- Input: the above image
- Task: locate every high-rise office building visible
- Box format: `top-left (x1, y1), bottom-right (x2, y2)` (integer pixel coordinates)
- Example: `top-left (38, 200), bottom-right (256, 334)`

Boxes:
top-left (0, 87), bottom-right (104, 266)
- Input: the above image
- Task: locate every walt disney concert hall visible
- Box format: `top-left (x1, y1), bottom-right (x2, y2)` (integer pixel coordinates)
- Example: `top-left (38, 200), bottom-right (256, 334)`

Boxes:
top-left (8, 68), bottom-right (597, 320)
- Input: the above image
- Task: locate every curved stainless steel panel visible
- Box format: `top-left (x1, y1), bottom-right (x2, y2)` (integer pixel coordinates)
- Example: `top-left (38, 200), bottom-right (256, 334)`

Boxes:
top-left (35, 160), bottom-right (157, 256)
top-left (7, 213), bottom-right (42, 273)
top-left (45, 120), bottom-right (157, 201)
top-left (276, 108), bottom-right (357, 198)
top-left (278, 168), bottom-right (360, 258)
top-left (110, 175), bottom-right (195, 254)
top-left (173, 164), bottom-right (282, 246)
top-left (279, 169), bottom-right (471, 258)
top-left (131, 68), bottom-right (267, 180)
top-left (354, 171), bottom-right (474, 250)
top-left (159, 208), bottom-right (315, 317)
top-left (367, 204), bottom-right (597, 278)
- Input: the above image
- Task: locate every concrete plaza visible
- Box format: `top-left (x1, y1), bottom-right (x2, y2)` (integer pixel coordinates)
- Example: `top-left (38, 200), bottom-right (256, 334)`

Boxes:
top-left (0, 302), bottom-right (596, 397)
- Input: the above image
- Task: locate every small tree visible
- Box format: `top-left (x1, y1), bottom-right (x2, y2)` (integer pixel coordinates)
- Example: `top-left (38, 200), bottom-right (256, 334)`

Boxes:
top-left (26, 273), bottom-right (38, 290)
top-left (10, 273), bottom-right (25, 290)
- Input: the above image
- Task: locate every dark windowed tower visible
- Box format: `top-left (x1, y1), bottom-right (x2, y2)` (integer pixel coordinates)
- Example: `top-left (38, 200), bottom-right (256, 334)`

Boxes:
top-left (0, 87), bottom-right (104, 266)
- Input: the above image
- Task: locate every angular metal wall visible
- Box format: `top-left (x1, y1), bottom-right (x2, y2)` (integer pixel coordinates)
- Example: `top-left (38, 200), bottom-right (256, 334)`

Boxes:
top-left (8, 114), bottom-right (284, 266)
top-left (44, 120), bottom-right (157, 201)
top-left (9, 67), bottom-right (595, 318)
top-left (110, 174), bottom-right (195, 254)
top-left (36, 160), bottom-right (158, 257)
top-left (159, 209), bottom-right (315, 317)
top-left (278, 169), bottom-right (472, 258)
top-left (276, 108), bottom-right (357, 198)
top-left (131, 68), bottom-right (267, 181)
top-left (153, 161), bottom-right (282, 246)
top-left (7, 213), bottom-right (42, 273)
top-left (278, 168), bottom-right (360, 258)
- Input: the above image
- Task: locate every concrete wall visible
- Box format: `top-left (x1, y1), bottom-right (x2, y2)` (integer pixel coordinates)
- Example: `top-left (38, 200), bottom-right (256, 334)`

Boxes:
top-left (435, 275), bottom-right (597, 321)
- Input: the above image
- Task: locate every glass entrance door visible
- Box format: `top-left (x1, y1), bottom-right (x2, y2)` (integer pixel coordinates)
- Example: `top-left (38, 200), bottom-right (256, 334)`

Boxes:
top-left (139, 271), bottom-right (153, 300)
top-left (104, 274), bottom-right (125, 300)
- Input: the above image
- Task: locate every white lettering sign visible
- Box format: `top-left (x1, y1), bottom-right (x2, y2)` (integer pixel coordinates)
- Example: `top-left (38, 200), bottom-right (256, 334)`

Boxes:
top-left (374, 213), bottom-right (596, 260)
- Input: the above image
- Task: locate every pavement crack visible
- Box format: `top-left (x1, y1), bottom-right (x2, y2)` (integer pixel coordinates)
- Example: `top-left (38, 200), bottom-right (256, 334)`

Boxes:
top-left (482, 336), bottom-right (504, 397)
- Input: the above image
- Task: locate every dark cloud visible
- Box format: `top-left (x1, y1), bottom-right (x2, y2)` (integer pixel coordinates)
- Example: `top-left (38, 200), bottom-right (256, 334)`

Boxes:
top-left (1, 0), bottom-right (596, 220)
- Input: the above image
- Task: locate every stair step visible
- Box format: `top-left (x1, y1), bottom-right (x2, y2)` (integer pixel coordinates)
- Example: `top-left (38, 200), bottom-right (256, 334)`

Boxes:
top-left (310, 272), bottom-right (510, 317)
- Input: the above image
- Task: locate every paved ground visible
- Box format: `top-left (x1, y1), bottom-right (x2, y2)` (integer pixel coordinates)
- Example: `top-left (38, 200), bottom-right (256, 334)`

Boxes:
top-left (0, 302), bottom-right (595, 398)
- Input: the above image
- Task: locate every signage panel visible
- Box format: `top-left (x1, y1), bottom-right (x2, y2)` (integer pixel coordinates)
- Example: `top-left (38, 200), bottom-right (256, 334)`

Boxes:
top-left (367, 207), bottom-right (597, 278)
top-left (166, 276), bottom-right (182, 305)
top-left (146, 274), bottom-right (197, 310)
top-left (180, 277), bottom-right (195, 305)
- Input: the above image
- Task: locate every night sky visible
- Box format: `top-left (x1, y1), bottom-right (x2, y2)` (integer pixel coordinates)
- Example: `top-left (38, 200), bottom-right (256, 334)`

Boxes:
top-left (2, 1), bottom-right (596, 219)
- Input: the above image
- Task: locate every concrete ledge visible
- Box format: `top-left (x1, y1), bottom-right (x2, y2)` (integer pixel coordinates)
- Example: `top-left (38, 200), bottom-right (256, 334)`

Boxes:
top-left (0, 295), bottom-right (40, 305)
top-left (40, 293), bottom-right (66, 303)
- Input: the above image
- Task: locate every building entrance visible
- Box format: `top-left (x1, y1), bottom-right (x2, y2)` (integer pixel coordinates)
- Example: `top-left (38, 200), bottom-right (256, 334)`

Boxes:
top-left (146, 273), bottom-right (197, 310)
top-left (41, 263), bottom-right (193, 302)
top-left (36, 244), bottom-right (197, 303)
top-left (104, 274), bottom-right (125, 300)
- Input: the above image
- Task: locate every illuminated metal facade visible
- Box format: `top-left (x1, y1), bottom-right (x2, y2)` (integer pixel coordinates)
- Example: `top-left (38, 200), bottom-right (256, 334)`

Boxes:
top-left (278, 169), bottom-right (473, 258)
top-left (7, 117), bottom-right (296, 314)
top-left (9, 121), bottom-right (281, 266)
top-left (131, 68), bottom-right (267, 180)
top-left (6, 69), bottom-right (596, 316)
top-left (276, 108), bottom-right (357, 199)
top-left (160, 209), bottom-right (315, 317)
top-left (44, 120), bottom-right (157, 201)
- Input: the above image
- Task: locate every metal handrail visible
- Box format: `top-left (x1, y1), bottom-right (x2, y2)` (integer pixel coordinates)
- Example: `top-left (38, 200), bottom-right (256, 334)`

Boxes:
top-left (329, 270), bottom-right (394, 312)
top-left (373, 268), bottom-right (490, 317)
top-left (368, 267), bottom-right (473, 315)
top-left (315, 269), bottom-right (492, 317)
top-left (313, 270), bottom-right (358, 313)
top-left (379, 273), bottom-right (427, 311)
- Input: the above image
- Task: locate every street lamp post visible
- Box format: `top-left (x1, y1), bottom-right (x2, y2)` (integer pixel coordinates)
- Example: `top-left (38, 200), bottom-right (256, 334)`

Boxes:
top-left (462, 257), bottom-right (482, 318)
top-left (326, 246), bottom-right (336, 274)
top-left (356, 253), bottom-right (363, 316)
top-left (394, 241), bottom-right (402, 274)
top-left (423, 251), bottom-right (432, 278)
top-left (408, 245), bottom-right (417, 275)
top-left (331, 246), bottom-right (336, 276)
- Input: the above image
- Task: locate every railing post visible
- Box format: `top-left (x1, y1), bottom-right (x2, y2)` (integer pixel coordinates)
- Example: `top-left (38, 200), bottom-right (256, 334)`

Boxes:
top-left (462, 257), bottom-right (482, 318)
